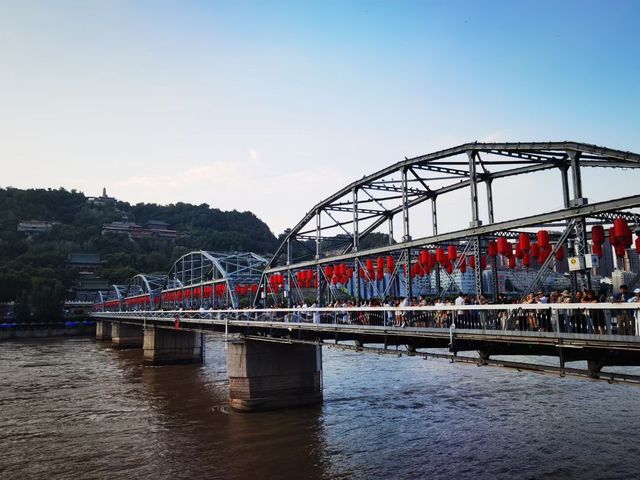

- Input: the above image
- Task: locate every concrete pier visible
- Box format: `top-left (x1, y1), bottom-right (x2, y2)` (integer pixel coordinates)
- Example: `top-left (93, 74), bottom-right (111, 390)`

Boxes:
top-left (227, 340), bottom-right (323, 412)
top-left (111, 323), bottom-right (143, 349)
top-left (143, 327), bottom-right (203, 365)
top-left (96, 321), bottom-right (112, 341)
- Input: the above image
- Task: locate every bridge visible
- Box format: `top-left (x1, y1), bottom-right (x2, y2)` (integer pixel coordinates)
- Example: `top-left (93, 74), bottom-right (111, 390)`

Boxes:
top-left (93, 141), bottom-right (640, 411)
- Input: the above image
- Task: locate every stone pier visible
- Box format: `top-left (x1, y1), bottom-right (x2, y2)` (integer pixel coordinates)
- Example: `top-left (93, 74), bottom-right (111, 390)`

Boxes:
top-left (96, 321), bottom-right (112, 341)
top-left (111, 323), bottom-right (143, 349)
top-left (227, 340), bottom-right (323, 412)
top-left (143, 327), bottom-right (203, 365)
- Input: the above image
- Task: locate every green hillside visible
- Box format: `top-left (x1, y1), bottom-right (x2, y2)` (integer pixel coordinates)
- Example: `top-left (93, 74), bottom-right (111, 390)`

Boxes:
top-left (0, 187), bottom-right (278, 318)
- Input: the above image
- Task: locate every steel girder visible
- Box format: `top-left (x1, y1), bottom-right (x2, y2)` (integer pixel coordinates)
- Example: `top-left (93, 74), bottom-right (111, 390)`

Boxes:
top-left (166, 250), bottom-right (268, 308)
top-left (259, 142), bottom-right (640, 304)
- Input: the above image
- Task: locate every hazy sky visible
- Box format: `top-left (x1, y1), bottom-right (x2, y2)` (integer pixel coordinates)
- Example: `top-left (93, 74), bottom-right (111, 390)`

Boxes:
top-left (2, 1), bottom-right (639, 235)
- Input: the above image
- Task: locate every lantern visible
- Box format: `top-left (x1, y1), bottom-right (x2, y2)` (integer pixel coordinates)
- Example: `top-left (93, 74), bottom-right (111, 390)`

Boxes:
top-left (615, 245), bottom-right (626, 258)
top-left (515, 244), bottom-right (523, 259)
top-left (497, 237), bottom-right (509, 256)
top-left (365, 259), bottom-right (374, 272)
top-left (377, 256), bottom-right (384, 272)
top-left (508, 256), bottom-right (516, 269)
top-left (324, 266), bottom-right (334, 278)
top-left (592, 243), bottom-right (603, 258)
top-left (459, 256), bottom-right (467, 273)
top-left (480, 256), bottom-right (488, 270)
top-left (487, 240), bottom-right (498, 257)
top-left (519, 233), bottom-right (530, 252)
top-left (609, 227), bottom-right (618, 246)
top-left (614, 218), bottom-right (628, 239)
top-left (530, 243), bottom-right (540, 257)
top-left (523, 253), bottom-right (531, 267)
top-left (555, 245), bottom-right (565, 261)
top-left (436, 247), bottom-right (445, 263)
top-left (636, 237), bottom-right (640, 254)
top-left (469, 255), bottom-right (476, 269)
top-left (447, 245), bottom-right (457, 262)
top-left (537, 230), bottom-right (550, 247)
top-left (419, 250), bottom-right (429, 266)
top-left (591, 225), bottom-right (605, 244)
top-left (446, 263), bottom-right (454, 274)
top-left (387, 255), bottom-right (395, 271)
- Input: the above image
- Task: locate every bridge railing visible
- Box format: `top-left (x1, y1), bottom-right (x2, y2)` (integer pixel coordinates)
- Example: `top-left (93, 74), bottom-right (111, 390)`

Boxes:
top-left (93, 303), bottom-right (640, 337)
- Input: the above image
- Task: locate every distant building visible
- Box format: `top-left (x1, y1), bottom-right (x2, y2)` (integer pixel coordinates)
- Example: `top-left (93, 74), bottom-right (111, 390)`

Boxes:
top-left (66, 253), bottom-right (108, 301)
top-left (87, 187), bottom-right (117, 206)
top-left (66, 253), bottom-right (103, 274)
top-left (612, 269), bottom-right (636, 294)
top-left (102, 220), bottom-right (181, 240)
top-left (17, 220), bottom-right (54, 234)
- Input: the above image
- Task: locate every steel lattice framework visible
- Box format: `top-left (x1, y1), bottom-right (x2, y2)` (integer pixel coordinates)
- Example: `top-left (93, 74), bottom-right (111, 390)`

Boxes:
top-left (258, 141), bottom-right (640, 306)
top-left (166, 250), bottom-right (269, 308)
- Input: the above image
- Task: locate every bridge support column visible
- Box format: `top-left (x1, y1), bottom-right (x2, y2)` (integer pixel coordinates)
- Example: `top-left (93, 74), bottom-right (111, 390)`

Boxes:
top-left (96, 321), bottom-right (112, 341)
top-left (143, 327), bottom-right (203, 365)
top-left (111, 323), bottom-right (143, 349)
top-left (227, 340), bottom-right (322, 412)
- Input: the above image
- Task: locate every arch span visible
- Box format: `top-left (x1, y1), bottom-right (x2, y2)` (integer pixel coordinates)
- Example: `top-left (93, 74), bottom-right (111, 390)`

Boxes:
top-left (257, 141), bottom-right (640, 306)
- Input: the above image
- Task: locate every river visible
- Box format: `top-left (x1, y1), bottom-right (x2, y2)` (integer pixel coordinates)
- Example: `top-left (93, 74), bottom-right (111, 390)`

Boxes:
top-left (1, 336), bottom-right (639, 479)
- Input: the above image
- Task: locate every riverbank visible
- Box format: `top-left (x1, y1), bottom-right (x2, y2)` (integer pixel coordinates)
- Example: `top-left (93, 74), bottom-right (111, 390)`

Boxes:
top-left (0, 321), bottom-right (95, 340)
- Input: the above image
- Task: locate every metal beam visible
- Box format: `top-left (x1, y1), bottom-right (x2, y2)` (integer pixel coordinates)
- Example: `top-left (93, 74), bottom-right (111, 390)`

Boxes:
top-left (264, 194), bottom-right (640, 273)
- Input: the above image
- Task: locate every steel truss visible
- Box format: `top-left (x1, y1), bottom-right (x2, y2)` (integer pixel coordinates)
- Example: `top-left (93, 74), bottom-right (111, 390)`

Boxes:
top-left (167, 251), bottom-right (268, 309)
top-left (257, 142), bottom-right (640, 306)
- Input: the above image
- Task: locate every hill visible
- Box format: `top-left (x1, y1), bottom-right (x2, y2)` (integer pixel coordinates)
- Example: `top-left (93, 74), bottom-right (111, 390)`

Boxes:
top-left (0, 187), bottom-right (278, 319)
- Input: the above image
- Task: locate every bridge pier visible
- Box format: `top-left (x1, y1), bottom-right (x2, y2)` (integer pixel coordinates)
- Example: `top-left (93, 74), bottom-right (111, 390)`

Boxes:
top-left (143, 327), bottom-right (203, 365)
top-left (111, 323), bottom-right (143, 349)
top-left (95, 321), bottom-right (112, 341)
top-left (227, 339), bottom-right (323, 412)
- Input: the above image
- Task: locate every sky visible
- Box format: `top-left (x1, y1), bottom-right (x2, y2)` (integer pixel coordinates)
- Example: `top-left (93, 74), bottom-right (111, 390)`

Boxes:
top-left (1, 0), bottom-right (639, 235)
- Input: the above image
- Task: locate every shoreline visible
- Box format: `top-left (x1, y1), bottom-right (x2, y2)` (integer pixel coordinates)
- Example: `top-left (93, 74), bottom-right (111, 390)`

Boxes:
top-left (0, 321), bottom-right (95, 340)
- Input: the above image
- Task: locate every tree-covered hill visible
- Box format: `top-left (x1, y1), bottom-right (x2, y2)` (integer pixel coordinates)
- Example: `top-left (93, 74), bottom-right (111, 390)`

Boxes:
top-left (0, 187), bottom-right (279, 310)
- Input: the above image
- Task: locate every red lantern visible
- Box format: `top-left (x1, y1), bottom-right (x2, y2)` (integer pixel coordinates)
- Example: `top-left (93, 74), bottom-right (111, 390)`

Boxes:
top-left (487, 240), bottom-right (498, 257)
top-left (515, 244), bottom-right (523, 259)
top-left (419, 250), bottom-right (429, 266)
top-left (555, 245), bottom-right (565, 261)
top-left (505, 243), bottom-right (514, 258)
top-left (480, 256), bottom-right (488, 269)
top-left (324, 266), bottom-right (334, 278)
top-left (366, 259), bottom-right (374, 272)
top-left (636, 237), bottom-right (640, 254)
top-left (508, 256), bottom-right (516, 269)
top-left (615, 245), bottom-right (626, 258)
top-left (519, 233), bottom-right (530, 252)
top-left (387, 255), bottom-right (395, 271)
top-left (429, 252), bottom-right (437, 266)
top-left (377, 257), bottom-right (384, 272)
top-left (436, 247), bottom-right (445, 263)
top-left (469, 255), bottom-right (476, 269)
top-left (609, 227), bottom-right (618, 246)
top-left (592, 243), bottom-right (603, 258)
top-left (614, 218), bottom-right (628, 239)
top-left (459, 256), bottom-right (467, 273)
top-left (447, 245), bottom-right (457, 262)
top-left (623, 229), bottom-right (633, 248)
top-left (591, 225), bottom-right (605, 244)
top-left (359, 267), bottom-right (365, 278)
top-left (446, 263), bottom-right (454, 274)
top-left (523, 253), bottom-right (531, 267)
top-left (530, 243), bottom-right (540, 257)
top-left (497, 237), bottom-right (509, 256)
top-left (537, 230), bottom-right (550, 247)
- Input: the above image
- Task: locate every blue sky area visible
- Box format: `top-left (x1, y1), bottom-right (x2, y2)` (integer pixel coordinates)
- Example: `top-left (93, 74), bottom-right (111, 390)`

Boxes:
top-left (1, 0), bottom-right (639, 234)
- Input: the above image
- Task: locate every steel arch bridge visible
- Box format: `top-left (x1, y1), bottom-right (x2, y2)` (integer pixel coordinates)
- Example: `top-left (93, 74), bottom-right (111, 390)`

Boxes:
top-left (165, 250), bottom-right (269, 309)
top-left (257, 141), bottom-right (640, 306)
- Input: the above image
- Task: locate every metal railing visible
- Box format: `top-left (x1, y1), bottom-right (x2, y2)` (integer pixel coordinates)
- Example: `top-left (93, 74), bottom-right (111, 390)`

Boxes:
top-left (93, 303), bottom-right (640, 337)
